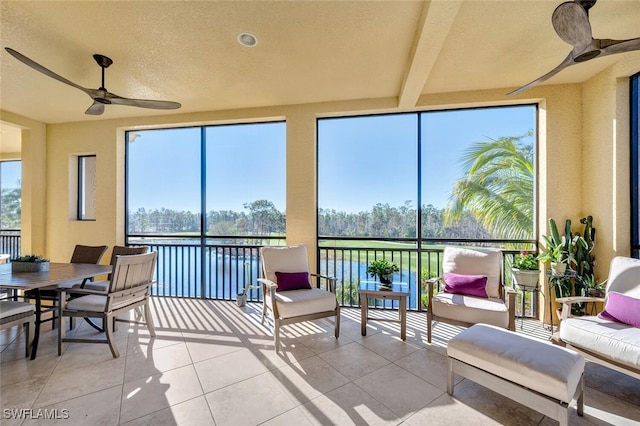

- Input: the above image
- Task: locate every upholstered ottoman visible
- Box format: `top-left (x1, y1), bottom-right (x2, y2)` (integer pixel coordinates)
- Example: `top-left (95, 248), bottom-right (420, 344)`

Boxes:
top-left (447, 324), bottom-right (584, 426)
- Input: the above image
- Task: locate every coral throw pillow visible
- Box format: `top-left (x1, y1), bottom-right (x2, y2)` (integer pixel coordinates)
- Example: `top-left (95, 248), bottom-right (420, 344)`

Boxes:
top-left (598, 292), bottom-right (640, 328)
top-left (444, 273), bottom-right (488, 298)
top-left (275, 271), bottom-right (311, 292)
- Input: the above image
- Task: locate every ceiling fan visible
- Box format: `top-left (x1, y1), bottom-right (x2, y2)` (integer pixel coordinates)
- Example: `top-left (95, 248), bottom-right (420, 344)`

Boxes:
top-left (5, 47), bottom-right (181, 115)
top-left (508, 0), bottom-right (640, 95)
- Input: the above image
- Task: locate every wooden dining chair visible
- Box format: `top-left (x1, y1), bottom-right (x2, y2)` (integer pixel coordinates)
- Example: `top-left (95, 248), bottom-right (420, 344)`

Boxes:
top-left (58, 251), bottom-right (158, 358)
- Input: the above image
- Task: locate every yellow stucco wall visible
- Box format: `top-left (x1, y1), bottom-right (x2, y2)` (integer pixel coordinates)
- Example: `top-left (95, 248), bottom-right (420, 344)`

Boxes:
top-left (2, 63), bottom-right (636, 324)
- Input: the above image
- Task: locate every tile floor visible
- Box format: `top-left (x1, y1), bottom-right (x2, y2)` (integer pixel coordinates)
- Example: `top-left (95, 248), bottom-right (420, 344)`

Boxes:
top-left (1, 298), bottom-right (640, 426)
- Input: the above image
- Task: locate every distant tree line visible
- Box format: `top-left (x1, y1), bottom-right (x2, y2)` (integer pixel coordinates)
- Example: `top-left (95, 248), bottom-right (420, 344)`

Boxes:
top-left (128, 200), bottom-right (286, 235)
top-left (127, 198), bottom-right (491, 239)
top-left (319, 202), bottom-right (490, 239)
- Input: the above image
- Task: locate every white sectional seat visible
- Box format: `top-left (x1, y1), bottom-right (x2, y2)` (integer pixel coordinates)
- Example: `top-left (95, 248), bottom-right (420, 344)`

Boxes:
top-left (560, 316), bottom-right (640, 371)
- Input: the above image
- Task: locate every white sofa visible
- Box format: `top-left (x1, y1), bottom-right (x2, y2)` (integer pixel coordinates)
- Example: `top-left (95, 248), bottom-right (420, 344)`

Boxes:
top-left (558, 256), bottom-right (640, 380)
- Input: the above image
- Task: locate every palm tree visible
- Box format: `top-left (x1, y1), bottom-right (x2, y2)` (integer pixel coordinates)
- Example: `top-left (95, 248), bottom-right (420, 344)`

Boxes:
top-left (445, 131), bottom-right (534, 239)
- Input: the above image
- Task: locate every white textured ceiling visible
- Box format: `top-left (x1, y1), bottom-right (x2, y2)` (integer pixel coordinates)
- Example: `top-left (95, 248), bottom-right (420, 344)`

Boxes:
top-left (1, 0), bottom-right (639, 125)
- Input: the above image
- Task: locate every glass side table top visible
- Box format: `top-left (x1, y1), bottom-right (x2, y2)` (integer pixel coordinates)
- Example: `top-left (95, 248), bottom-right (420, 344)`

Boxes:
top-left (358, 280), bottom-right (409, 294)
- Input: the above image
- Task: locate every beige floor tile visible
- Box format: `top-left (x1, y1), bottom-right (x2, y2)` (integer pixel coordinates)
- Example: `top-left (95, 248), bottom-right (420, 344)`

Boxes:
top-left (120, 396), bottom-right (215, 426)
top-left (405, 393), bottom-right (506, 426)
top-left (318, 342), bottom-right (390, 381)
top-left (284, 321), bottom-right (349, 354)
top-left (269, 355), bottom-right (350, 404)
top-left (34, 356), bottom-right (126, 407)
top-left (246, 341), bottom-right (317, 371)
top-left (55, 336), bottom-right (129, 373)
top-left (194, 347), bottom-right (269, 393)
top-left (357, 331), bottom-right (420, 361)
top-left (3, 301), bottom-right (639, 426)
top-left (394, 347), bottom-right (463, 391)
top-left (354, 363), bottom-right (443, 419)
top-left (120, 365), bottom-right (203, 424)
top-left (0, 376), bottom-right (49, 426)
top-left (261, 407), bottom-right (315, 426)
top-left (124, 342), bottom-right (193, 382)
top-left (299, 382), bottom-right (399, 426)
top-left (183, 333), bottom-right (245, 363)
top-left (24, 385), bottom-right (122, 426)
top-left (205, 372), bottom-right (296, 426)
top-left (0, 353), bottom-right (60, 386)
top-left (537, 384), bottom-right (640, 426)
top-left (126, 327), bottom-right (184, 357)
top-left (446, 378), bottom-right (545, 425)
top-left (583, 361), bottom-right (640, 407)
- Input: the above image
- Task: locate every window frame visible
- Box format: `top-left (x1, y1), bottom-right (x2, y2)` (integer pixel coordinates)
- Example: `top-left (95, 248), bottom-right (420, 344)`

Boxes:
top-left (77, 155), bottom-right (97, 221)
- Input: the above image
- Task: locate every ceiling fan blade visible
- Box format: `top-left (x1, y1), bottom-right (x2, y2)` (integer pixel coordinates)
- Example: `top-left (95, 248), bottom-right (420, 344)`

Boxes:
top-left (104, 92), bottom-right (181, 110)
top-left (5, 47), bottom-right (91, 95)
top-left (552, 2), bottom-right (593, 52)
top-left (598, 37), bottom-right (640, 56)
top-left (85, 102), bottom-right (105, 115)
top-left (507, 52), bottom-right (575, 95)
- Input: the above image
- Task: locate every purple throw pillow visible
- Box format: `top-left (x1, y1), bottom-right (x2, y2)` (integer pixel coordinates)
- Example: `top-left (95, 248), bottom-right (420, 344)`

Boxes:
top-left (443, 273), bottom-right (488, 298)
top-left (598, 292), bottom-right (640, 327)
top-left (275, 271), bottom-right (311, 292)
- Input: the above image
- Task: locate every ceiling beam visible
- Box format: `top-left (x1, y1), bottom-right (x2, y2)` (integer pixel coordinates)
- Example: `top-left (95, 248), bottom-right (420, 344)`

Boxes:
top-left (398, 0), bottom-right (463, 108)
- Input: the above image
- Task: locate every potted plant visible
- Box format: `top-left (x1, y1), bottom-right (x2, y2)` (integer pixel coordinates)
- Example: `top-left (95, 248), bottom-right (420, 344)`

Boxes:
top-left (537, 219), bottom-right (569, 276)
top-left (367, 259), bottom-right (399, 286)
top-left (582, 274), bottom-right (607, 298)
top-left (511, 251), bottom-right (540, 290)
top-left (11, 254), bottom-right (50, 272)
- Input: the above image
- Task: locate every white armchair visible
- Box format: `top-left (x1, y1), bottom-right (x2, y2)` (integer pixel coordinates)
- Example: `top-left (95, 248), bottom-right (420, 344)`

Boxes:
top-left (259, 244), bottom-right (340, 351)
top-left (559, 256), bottom-right (640, 380)
top-left (427, 246), bottom-right (516, 343)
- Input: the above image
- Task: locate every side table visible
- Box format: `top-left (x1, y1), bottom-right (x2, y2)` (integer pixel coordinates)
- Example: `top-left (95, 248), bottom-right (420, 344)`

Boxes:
top-left (358, 281), bottom-right (409, 341)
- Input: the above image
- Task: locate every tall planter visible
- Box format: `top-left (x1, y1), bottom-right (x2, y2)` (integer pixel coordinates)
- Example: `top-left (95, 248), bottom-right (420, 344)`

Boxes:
top-left (511, 268), bottom-right (539, 290)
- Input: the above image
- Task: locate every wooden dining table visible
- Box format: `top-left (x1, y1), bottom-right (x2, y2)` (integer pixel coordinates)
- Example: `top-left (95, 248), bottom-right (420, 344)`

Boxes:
top-left (0, 262), bottom-right (112, 359)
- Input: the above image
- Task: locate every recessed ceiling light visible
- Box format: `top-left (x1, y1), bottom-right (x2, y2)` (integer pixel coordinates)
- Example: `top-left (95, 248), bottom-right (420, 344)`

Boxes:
top-left (237, 33), bottom-right (258, 47)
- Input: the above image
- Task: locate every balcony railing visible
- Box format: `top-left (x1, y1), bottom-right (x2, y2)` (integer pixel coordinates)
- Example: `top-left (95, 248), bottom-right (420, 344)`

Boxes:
top-left (126, 236), bottom-right (285, 302)
top-left (318, 237), bottom-right (539, 317)
top-left (0, 229), bottom-right (20, 259)
top-left (126, 235), bottom-right (538, 318)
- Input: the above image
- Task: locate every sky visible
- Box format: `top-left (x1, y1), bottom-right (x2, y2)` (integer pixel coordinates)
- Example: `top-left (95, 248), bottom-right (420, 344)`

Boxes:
top-left (319, 105), bottom-right (536, 212)
top-left (125, 105), bottom-right (536, 214)
top-left (127, 123), bottom-right (285, 213)
top-left (0, 161), bottom-right (21, 190)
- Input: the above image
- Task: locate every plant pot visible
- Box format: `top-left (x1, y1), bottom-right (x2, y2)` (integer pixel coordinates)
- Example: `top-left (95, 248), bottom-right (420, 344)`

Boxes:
top-left (587, 288), bottom-right (605, 298)
top-left (550, 262), bottom-right (566, 276)
top-left (12, 261), bottom-right (49, 273)
top-left (511, 268), bottom-right (539, 290)
top-left (379, 274), bottom-right (393, 285)
top-left (236, 293), bottom-right (247, 307)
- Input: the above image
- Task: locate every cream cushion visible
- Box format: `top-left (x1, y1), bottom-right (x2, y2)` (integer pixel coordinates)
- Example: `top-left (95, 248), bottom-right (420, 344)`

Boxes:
top-left (66, 295), bottom-right (107, 312)
top-left (448, 324), bottom-right (584, 402)
top-left (261, 244), bottom-right (309, 287)
top-left (432, 293), bottom-right (509, 328)
top-left (559, 315), bottom-right (640, 370)
top-left (0, 300), bottom-right (35, 318)
top-left (443, 246), bottom-right (501, 298)
top-left (268, 288), bottom-right (337, 319)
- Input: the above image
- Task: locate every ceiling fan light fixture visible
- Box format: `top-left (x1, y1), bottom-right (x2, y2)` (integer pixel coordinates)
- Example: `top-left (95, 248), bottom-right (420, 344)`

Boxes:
top-left (237, 33), bottom-right (257, 47)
